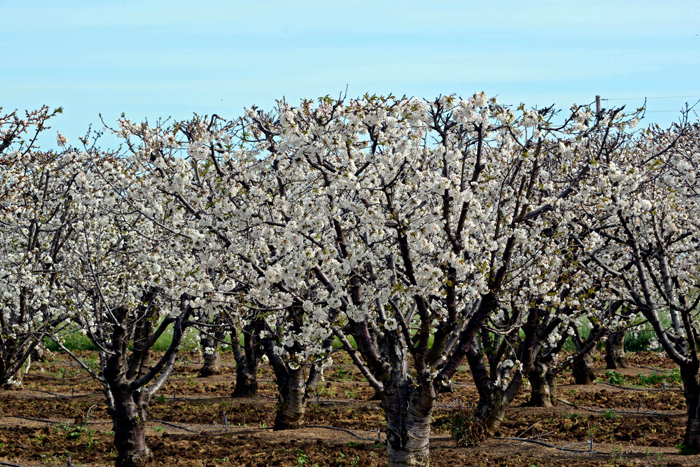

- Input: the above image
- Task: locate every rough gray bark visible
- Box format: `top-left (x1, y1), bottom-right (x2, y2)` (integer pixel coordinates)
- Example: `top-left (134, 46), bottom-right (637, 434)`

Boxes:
top-left (263, 309), bottom-right (338, 429)
top-left (232, 366), bottom-right (258, 398)
top-left (570, 324), bottom-right (601, 385)
top-left (96, 296), bottom-right (193, 467)
top-left (605, 330), bottom-right (628, 369)
top-left (103, 312), bottom-right (154, 467)
top-left (463, 305), bottom-right (548, 432)
top-left (385, 397), bottom-right (431, 466)
top-left (30, 343), bottom-right (53, 362)
top-left (1, 370), bottom-right (22, 389)
top-left (0, 336), bottom-right (39, 389)
top-left (0, 339), bottom-right (25, 389)
top-left (474, 386), bottom-right (508, 435)
top-left (199, 317), bottom-right (225, 377)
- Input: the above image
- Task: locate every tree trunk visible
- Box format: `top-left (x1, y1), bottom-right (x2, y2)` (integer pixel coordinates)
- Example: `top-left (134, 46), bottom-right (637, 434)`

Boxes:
top-left (232, 365), bottom-right (258, 398)
top-left (605, 331), bottom-right (628, 369)
top-left (466, 339), bottom-right (521, 435)
top-left (0, 337), bottom-right (34, 389)
top-left (31, 343), bottom-right (53, 362)
top-left (274, 366), bottom-right (306, 430)
top-left (527, 359), bottom-right (556, 407)
top-left (680, 366), bottom-right (700, 454)
top-left (199, 347), bottom-right (221, 376)
top-left (305, 364), bottom-right (324, 397)
top-left (1, 371), bottom-right (22, 389)
top-left (198, 334), bottom-right (221, 377)
top-left (231, 324), bottom-right (260, 398)
top-left (110, 384), bottom-right (152, 467)
top-left (572, 347), bottom-right (597, 385)
top-left (475, 386), bottom-right (508, 434)
top-left (384, 380), bottom-right (432, 467)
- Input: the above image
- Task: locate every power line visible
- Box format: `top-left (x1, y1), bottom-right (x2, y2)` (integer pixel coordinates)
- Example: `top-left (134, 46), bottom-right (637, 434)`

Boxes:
top-left (593, 94), bottom-right (699, 119)
top-left (603, 95), bottom-right (700, 101)
top-left (645, 110), bottom-right (689, 113)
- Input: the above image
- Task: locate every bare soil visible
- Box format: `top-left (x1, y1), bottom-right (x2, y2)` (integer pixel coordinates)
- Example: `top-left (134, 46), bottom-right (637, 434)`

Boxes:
top-left (1, 351), bottom-right (697, 466)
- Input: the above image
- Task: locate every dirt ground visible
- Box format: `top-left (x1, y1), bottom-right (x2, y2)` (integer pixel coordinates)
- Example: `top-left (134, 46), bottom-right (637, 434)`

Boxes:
top-left (1, 351), bottom-right (697, 466)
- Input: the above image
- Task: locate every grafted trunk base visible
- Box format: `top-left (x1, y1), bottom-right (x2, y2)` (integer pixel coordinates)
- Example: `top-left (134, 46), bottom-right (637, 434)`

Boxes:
top-left (384, 383), bottom-right (433, 467)
top-left (273, 408), bottom-right (305, 430)
top-left (198, 367), bottom-right (221, 377)
top-left (528, 385), bottom-right (555, 407)
top-left (117, 448), bottom-right (153, 467)
top-left (198, 366), bottom-right (221, 377)
top-left (387, 446), bottom-right (430, 467)
top-left (274, 385), bottom-right (306, 430)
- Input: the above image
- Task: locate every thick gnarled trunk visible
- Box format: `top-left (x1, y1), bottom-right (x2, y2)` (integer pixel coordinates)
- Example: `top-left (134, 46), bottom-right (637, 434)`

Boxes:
top-left (527, 359), bottom-right (556, 407)
top-left (264, 316), bottom-right (337, 428)
top-left (569, 322), bottom-right (607, 385)
top-left (232, 366), bottom-right (258, 398)
top-left (474, 386), bottom-right (508, 434)
top-left (261, 332), bottom-right (308, 430)
top-left (31, 343), bottom-right (53, 362)
top-left (1, 370), bottom-right (22, 389)
top-left (0, 337), bottom-right (35, 389)
top-left (110, 384), bottom-right (152, 467)
top-left (605, 331), bottom-right (628, 369)
top-left (572, 347), bottom-right (597, 384)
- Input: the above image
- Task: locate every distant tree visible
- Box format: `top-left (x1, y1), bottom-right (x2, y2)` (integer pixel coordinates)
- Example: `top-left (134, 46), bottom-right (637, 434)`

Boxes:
top-left (0, 106), bottom-right (76, 388)
top-left (575, 114), bottom-right (700, 452)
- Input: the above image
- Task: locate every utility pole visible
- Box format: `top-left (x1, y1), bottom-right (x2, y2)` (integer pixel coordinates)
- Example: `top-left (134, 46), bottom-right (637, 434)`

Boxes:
top-left (595, 95), bottom-right (601, 119)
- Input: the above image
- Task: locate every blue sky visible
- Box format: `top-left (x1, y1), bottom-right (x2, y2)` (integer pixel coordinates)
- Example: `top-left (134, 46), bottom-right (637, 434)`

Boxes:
top-left (2, 0), bottom-right (699, 148)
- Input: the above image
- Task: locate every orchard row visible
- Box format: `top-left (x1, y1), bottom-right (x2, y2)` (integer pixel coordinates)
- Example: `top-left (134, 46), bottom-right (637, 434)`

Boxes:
top-left (1, 95), bottom-right (699, 467)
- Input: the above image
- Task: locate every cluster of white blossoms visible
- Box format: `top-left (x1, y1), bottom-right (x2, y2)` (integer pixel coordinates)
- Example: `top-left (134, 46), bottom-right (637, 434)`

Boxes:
top-left (102, 94), bottom-right (658, 395)
top-left (7, 100), bottom-right (700, 465)
top-left (0, 141), bottom-right (94, 383)
top-left (6, 98), bottom-right (696, 405)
